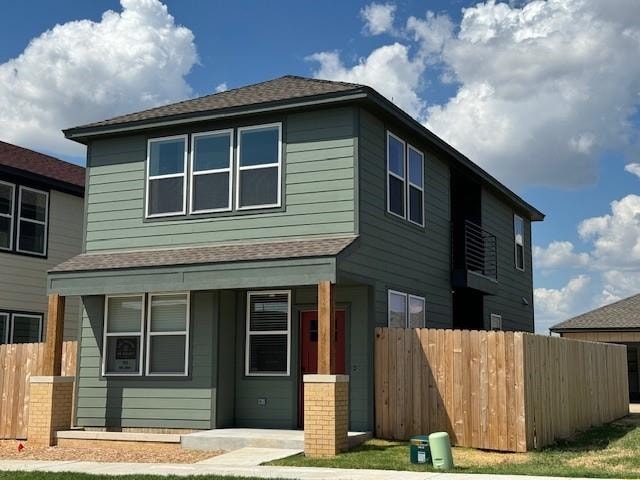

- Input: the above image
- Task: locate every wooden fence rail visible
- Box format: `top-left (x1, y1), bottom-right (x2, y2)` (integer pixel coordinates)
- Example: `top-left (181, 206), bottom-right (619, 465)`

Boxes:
top-left (0, 341), bottom-right (77, 439)
top-left (375, 328), bottom-right (629, 452)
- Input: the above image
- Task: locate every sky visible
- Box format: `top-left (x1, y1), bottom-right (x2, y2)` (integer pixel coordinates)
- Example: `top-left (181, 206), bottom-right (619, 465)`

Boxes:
top-left (1, 0), bottom-right (639, 333)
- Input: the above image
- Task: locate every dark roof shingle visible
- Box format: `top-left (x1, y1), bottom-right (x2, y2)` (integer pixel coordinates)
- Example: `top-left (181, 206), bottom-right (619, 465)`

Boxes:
top-left (50, 236), bottom-right (357, 273)
top-left (0, 141), bottom-right (85, 189)
top-left (71, 76), bottom-right (364, 130)
top-left (551, 293), bottom-right (640, 331)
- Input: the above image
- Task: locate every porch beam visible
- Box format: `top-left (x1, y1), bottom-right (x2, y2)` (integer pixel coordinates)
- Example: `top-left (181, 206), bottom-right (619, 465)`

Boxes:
top-left (43, 293), bottom-right (65, 376)
top-left (317, 280), bottom-right (336, 375)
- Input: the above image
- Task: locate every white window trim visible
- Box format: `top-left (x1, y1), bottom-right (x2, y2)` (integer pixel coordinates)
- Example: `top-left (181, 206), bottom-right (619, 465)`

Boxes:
top-left (10, 313), bottom-right (43, 343)
top-left (407, 144), bottom-right (425, 227)
top-left (387, 289), bottom-right (408, 327)
top-left (514, 214), bottom-right (525, 272)
top-left (189, 130), bottom-right (234, 214)
top-left (102, 294), bottom-right (145, 377)
top-left (490, 313), bottom-right (503, 331)
top-left (245, 289), bottom-right (291, 377)
top-left (408, 294), bottom-right (426, 328)
top-left (145, 292), bottom-right (190, 377)
top-left (16, 185), bottom-right (48, 256)
top-left (236, 123), bottom-right (283, 211)
top-left (386, 131), bottom-right (406, 220)
top-left (0, 312), bottom-right (10, 344)
top-left (145, 135), bottom-right (188, 219)
top-left (0, 180), bottom-right (15, 252)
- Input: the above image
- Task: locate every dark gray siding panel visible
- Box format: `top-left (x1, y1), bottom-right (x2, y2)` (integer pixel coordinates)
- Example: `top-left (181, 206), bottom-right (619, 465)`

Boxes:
top-left (481, 188), bottom-right (535, 332)
top-left (75, 293), bottom-right (215, 429)
top-left (340, 107), bottom-right (452, 328)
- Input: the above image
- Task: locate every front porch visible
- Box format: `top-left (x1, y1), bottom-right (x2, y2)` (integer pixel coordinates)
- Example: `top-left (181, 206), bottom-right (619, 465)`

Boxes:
top-left (42, 238), bottom-right (370, 457)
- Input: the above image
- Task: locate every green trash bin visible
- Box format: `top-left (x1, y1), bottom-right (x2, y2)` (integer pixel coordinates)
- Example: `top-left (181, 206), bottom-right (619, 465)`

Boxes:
top-left (409, 435), bottom-right (431, 465)
top-left (429, 432), bottom-right (454, 469)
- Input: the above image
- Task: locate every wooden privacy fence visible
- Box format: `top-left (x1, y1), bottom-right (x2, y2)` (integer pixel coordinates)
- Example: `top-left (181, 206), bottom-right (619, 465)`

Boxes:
top-left (375, 328), bottom-right (629, 452)
top-left (0, 341), bottom-right (78, 439)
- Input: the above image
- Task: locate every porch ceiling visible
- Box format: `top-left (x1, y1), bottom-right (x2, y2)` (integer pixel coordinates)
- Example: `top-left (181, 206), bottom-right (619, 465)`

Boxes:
top-left (48, 236), bottom-right (357, 296)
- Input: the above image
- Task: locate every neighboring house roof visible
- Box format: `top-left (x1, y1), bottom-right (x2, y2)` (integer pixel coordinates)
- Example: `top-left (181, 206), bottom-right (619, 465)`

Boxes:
top-left (0, 140), bottom-right (85, 194)
top-left (62, 75), bottom-right (543, 222)
top-left (551, 293), bottom-right (640, 331)
top-left (50, 235), bottom-right (357, 273)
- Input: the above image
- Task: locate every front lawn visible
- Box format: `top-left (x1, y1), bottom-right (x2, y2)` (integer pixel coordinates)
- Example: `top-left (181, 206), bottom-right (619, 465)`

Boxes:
top-left (268, 415), bottom-right (640, 478)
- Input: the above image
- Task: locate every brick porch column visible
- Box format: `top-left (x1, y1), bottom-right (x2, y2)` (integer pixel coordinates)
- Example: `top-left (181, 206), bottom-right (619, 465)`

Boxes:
top-left (28, 376), bottom-right (74, 446)
top-left (303, 281), bottom-right (349, 458)
top-left (303, 374), bottom-right (349, 457)
top-left (27, 293), bottom-right (72, 446)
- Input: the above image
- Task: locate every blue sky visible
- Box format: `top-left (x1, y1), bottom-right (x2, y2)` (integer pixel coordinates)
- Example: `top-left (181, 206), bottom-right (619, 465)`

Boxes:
top-left (1, 0), bottom-right (639, 332)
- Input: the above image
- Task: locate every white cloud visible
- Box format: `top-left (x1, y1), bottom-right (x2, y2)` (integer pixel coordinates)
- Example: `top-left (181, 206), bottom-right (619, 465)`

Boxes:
top-left (360, 3), bottom-right (397, 36)
top-left (215, 82), bottom-right (228, 93)
top-left (601, 270), bottom-right (640, 303)
top-left (625, 163), bottom-right (640, 179)
top-left (534, 275), bottom-right (592, 332)
top-left (0, 0), bottom-right (198, 157)
top-left (533, 241), bottom-right (590, 270)
top-left (307, 44), bottom-right (426, 119)
top-left (426, 0), bottom-right (640, 187)
top-left (406, 12), bottom-right (454, 58)
top-left (578, 194), bottom-right (640, 269)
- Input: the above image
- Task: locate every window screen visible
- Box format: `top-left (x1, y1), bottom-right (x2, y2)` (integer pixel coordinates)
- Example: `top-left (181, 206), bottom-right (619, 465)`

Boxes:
top-left (408, 295), bottom-right (426, 328)
top-left (408, 146), bottom-right (424, 226)
top-left (514, 215), bottom-right (525, 270)
top-left (237, 125), bottom-right (281, 209)
top-left (147, 293), bottom-right (189, 375)
top-left (387, 133), bottom-right (405, 218)
top-left (103, 295), bottom-right (143, 375)
top-left (146, 136), bottom-right (186, 217)
top-left (388, 290), bottom-right (407, 328)
top-left (0, 182), bottom-right (14, 250)
top-left (11, 314), bottom-right (42, 343)
top-left (191, 131), bottom-right (232, 213)
top-left (0, 313), bottom-right (9, 344)
top-left (246, 291), bottom-right (290, 375)
top-left (17, 187), bottom-right (47, 255)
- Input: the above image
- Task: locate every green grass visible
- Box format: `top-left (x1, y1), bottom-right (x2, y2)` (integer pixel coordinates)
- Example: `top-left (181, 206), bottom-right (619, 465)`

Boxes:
top-left (268, 416), bottom-right (640, 478)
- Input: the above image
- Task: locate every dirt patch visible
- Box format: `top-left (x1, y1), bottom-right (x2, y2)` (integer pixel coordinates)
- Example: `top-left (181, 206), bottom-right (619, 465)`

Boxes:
top-left (0, 440), bottom-right (221, 464)
top-left (452, 447), bottom-right (530, 466)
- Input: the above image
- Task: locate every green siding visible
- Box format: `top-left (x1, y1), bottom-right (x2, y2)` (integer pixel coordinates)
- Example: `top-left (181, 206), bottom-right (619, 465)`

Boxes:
top-left (481, 189), bottom-right (535, 331)
top-left (84, 107), bottom-right (356, 252)
top-left (75, 293), bottom-right (216, 430)
top-left (340, 108), bottom-right (453, 327)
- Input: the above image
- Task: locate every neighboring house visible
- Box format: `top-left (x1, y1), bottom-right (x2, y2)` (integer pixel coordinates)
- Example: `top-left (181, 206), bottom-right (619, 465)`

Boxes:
top-left (551, 293), bottom-right (640, 402)
top-left (0, 141), bottom-right (84, 344)
top-left (49, 75), bottom-right (543, 433)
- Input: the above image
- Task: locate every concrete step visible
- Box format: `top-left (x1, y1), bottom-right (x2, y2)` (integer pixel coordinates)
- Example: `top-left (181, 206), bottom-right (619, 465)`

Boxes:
top-left (181, 428), bottom-right (371, 452)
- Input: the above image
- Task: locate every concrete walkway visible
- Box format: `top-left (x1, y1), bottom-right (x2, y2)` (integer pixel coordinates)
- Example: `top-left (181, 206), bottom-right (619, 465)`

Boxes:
top-left (196, 447), bottom-right (303, 466)
top-left (0, 459), bottom-right (612, 479)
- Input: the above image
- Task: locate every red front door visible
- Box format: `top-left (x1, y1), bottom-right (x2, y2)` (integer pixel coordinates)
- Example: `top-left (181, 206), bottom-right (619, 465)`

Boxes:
top-left (298, 309), bottom-right (346, 427)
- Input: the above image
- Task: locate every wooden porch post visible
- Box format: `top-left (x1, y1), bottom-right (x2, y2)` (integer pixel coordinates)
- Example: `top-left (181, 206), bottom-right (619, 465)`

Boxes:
top-left (43, 293), bottom-right (65, 376)
top-left (317, 280), bottom-right (336, 375)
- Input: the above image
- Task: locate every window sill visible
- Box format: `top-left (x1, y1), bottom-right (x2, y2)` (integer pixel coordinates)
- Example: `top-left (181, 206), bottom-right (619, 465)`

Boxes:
top-left (143, 204), bottom-right (286, 223)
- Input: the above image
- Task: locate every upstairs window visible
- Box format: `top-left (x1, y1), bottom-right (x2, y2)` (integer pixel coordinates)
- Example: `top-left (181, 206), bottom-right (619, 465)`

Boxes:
top-left (237, 124), bottom-right (282, 210)
top-left (146, 136), bottom-right (187, 218)
top-left (0, 181), bottom-right (14, 251)
top-left (387, 132), bottom-right (405, 218)
top-left (514, 214), bottom-right (525, 271)
top-left (245, 290), bottom-right (290, 376)
top-left (387, 132), bottom-right (425, 226)
top-left (190, 130), bottom-right (233, 213)
top-left (17, 186), bottom-right (48, 256)
top-left (407, 145), bottom-right (424, 226)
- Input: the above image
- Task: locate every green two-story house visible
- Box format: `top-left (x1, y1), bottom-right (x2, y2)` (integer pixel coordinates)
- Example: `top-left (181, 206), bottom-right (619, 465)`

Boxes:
top-left (49, 75), bottom-right (543, 434)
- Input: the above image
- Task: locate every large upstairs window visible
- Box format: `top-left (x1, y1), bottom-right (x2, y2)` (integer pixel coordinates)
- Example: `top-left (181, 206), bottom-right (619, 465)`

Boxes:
top-left (386, 131), bottom-right (425, 227)
top-left (146, 135), bottom-right (187, 218)
top-left (237, 124), bottom-right (282, 210)
top-left (17, 186), bottom-right (48, 256)
top-left (145, 123), bottom-right (282, 219)
top-left (0, 181), bottom-right (14, 251)
top-left (191, 130), bottom-right (233, 213)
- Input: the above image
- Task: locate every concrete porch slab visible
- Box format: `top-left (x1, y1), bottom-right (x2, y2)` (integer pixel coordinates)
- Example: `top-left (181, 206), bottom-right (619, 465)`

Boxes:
top-left (56, 430), bottom-right (181, 443)
top-left (181, 428), bottom-right (371, 452)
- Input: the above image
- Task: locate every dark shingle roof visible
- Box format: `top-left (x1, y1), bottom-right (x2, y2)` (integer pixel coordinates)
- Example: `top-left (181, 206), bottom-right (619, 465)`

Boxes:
top-left (72, 76), bottom-right (364, 130)
top-left (551, 293), bottom-right (640, 331)
top-left (50, 236), bottom-right (357, 273)
top-left (0, 141), bottom-right (85, 189)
